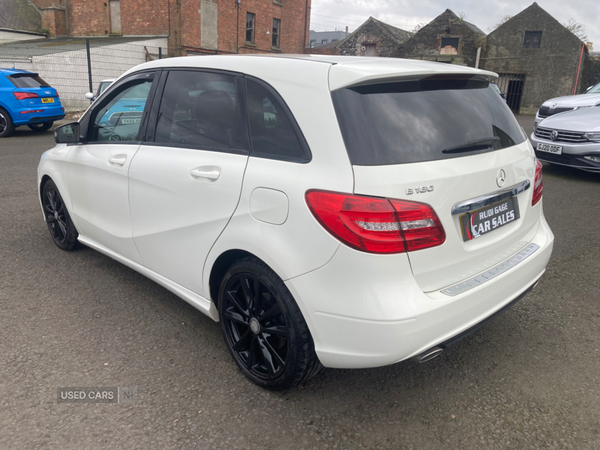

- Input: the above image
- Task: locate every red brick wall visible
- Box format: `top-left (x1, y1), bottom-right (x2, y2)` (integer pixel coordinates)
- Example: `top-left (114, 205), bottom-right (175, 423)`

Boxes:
top-left (54, 0), bottom-right (309, 55)
top-left (220, 0), bottom-right (310, 54)
top-left (68, 0), bottom-right (110, 36)
top-left (41, 8), bottom-right (67, 37)
top-left (120, 1), bottom-right (169, 36)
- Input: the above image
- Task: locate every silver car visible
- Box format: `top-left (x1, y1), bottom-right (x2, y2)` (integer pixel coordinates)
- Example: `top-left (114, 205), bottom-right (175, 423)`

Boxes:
top-left (530, 107), bottom-right (600, 173)
top-left (535, 83), bottom-right (600, 126)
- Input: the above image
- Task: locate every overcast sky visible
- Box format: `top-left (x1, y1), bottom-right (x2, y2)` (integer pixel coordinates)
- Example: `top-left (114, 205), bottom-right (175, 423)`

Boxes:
top-left (310, 0), bottom-right (600, 50)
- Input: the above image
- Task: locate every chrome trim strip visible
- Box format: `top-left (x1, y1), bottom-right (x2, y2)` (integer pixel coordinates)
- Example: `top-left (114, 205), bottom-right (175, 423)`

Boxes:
top-left (451, 180), bottom-right (530, 215)
top-left (440, 243), bottom-right (540, 296)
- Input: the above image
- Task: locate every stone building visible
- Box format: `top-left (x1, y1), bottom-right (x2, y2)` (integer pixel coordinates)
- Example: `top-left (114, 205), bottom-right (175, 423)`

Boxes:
top-left (3, 0), bottom-right (311, 56)
top-left (323, 17), bottom-right (412, 57)
top-left (395, 9), bottom-right (486, 67)
top-left (481, 2), bottom-right (587, 114)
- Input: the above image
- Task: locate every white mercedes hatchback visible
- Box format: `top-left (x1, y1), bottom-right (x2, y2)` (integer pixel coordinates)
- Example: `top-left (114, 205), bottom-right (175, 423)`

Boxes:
top-left (39, 55), bottom-right (554, 389)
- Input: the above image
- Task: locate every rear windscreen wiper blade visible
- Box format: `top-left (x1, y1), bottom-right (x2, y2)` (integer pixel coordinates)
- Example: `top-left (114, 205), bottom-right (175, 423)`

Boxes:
top-left (443, 137), bottom-right (501, 154)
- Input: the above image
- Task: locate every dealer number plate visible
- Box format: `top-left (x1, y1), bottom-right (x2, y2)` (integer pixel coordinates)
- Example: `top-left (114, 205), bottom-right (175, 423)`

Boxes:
top-left (41, 98), bottom-right (55, 103)
top-left (460, 197), bottom-right (520, 241)
top-left (537, 143), bottom-right (562, 154)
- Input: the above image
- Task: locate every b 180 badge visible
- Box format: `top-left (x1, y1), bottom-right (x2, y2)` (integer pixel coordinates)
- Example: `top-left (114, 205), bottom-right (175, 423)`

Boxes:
top-left (406, 186), bottom-right (434, 195)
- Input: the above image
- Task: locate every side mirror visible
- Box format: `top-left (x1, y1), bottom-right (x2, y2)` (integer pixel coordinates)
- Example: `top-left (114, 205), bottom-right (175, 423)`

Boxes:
top-left (54, 122), bottom-right (80, 144)
top-left (85, 92), bottom-right (95, 102)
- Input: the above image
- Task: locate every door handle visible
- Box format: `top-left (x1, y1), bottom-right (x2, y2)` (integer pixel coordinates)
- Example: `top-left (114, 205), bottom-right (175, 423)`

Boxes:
top-left (190, 167), bottom-right (221, 181)
top-left (108, 154), bottom-right (127, 166)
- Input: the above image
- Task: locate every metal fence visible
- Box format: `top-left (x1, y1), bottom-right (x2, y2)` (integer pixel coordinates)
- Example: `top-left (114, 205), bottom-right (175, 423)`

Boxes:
top-left (0, 37), bottom-right (167, 111)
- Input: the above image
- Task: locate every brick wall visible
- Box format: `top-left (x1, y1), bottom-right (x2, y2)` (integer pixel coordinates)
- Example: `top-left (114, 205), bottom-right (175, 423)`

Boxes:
top-left (40, 7), bottom-right (67, 37)
top-left (178, 0), bottom-right (310, 55)
top-left (68, 0), bottom-right (110, 36)
top-left (39, 0), bottom-right (309, 56)
top-left (120, 1), bottom-right (169, 36)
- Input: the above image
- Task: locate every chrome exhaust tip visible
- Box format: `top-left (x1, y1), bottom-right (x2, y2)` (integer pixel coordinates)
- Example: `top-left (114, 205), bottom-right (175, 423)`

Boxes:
top-left (413, 346), bottom-right (444, 363)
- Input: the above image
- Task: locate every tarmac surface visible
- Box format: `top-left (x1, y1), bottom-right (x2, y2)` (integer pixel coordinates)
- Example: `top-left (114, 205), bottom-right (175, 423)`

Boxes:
top-left (0, 118), bottom-right (599, 449)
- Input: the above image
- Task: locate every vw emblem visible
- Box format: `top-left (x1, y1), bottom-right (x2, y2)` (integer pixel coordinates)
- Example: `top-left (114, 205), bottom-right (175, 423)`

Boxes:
top-left (496, 169), bottom-right (506, 188)
top-left (550, 130), bottom-right (559, 141)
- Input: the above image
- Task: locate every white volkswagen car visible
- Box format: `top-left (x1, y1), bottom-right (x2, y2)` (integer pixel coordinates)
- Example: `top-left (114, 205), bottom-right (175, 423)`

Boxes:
top-left (38, 55), bottom-right (554, 389)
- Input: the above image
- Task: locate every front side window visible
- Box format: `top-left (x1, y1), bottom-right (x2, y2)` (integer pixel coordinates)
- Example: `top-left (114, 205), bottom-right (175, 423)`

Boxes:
top-left (246, 13), bottom-right (255, 43)
top-left (155, 71), bottom-right (248, 151)
top-left (272, 18), bottom-right (281, 48)
top-left (246, 78), bottom-right (307, 161)
top-left (523, 31), bottom-right (542, 48)
top-left (332, 77), bottom-right (526, 165)
top-left (88, 76), bottom-right (153, 142)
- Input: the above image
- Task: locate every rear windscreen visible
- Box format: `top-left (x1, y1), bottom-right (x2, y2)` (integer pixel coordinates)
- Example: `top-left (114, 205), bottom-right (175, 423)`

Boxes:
top-left (9, 74), bottom-right (50, 88)
top-left (332, 77), bottom-right (526, 165)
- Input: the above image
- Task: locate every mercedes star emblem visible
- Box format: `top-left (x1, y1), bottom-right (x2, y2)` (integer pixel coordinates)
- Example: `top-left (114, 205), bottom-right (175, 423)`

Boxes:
top-left (496, 169), bottom-right (506, 188)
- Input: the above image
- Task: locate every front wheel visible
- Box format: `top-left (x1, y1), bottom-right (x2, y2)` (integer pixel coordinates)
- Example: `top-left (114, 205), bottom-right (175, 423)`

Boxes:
top-left (42, 179), bottom-right (79, 251)
top-left (28, 121), bottom-right (53, 132)
top-left (218, 257), bottom-right (322, 390)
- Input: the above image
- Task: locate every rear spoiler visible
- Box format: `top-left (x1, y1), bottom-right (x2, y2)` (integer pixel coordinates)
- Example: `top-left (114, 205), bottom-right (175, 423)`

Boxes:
top-left (329, 64), bottom-right (498, 91)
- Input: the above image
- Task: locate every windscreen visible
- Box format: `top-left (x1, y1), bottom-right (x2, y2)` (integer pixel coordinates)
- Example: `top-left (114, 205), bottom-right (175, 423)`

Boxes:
top-left (587, 83), bottom-right (600, 94)
top-left (332, 76), bottom-right (526, 165)
top-left (9, 73), bottom-right (50, 88)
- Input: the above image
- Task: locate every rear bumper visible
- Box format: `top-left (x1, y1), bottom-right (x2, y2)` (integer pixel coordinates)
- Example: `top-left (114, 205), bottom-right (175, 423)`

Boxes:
top-left (286, 213), bottom-right (554, 369)
top-left (13, 107), bottom-right (65, 126)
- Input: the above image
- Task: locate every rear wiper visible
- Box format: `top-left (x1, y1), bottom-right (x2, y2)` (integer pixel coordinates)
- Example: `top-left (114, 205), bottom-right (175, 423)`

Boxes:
top-left (443, 137), bottom-right (500, 154)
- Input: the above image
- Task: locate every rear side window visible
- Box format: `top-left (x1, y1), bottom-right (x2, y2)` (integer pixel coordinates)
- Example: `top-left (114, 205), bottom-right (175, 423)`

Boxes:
top-left (155, 71), bottom-right (248, 151)
top-left (332, 77), bottom-right (526, 166)
top-left (246, 78), bottom-right (309, 161)
top-left (9, 74), bottom-right (50, 88)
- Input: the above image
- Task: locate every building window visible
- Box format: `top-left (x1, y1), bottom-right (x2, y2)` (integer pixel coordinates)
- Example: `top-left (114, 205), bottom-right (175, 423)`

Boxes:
top-left (440, 37), bottom-right (459, 55)
top-left (332, 39), bottom-right (338, 42)
top-left (321, 39), bottom-right (327, 45)
top-left (246, 13), bottom-right (255, 44)
top-left (523, 31), bottom-right (542, 48)
top-left (309, 40), bottom-right (316, 48)
top-left (272, 18), bottom-right (281, 48)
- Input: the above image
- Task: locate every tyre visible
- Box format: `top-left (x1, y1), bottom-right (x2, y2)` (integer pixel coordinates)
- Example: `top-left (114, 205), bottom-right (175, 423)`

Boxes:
top-left (28, 121), bottom-right (53, 132)
top-left (0, 108), bottom-right (15, 138)
top-left (218, 257), bottom-right (322, 389)
top-left (42, 179), bottom-right (79, 251)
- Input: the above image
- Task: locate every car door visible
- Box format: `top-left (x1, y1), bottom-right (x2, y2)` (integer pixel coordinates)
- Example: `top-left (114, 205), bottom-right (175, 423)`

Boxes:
top-left (65, 71), bottom-right (158, 263)
top-left (128, 70), bottom-right (250, 295)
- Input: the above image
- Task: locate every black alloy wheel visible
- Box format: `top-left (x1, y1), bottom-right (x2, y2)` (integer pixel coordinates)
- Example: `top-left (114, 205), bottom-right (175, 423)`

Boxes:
top-left (0, 108), bottom-right (15, 138)
top-left (42, 180), bottom-right (78, 251)
top-left (219, 257), bottom-right (322, 389)
top-left (28, 121), bottom-right (53, 132)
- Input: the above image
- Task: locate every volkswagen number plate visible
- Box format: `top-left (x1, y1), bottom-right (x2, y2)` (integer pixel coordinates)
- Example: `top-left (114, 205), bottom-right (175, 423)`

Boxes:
top-left (537, 143), bottom-right (562, 154)
top-left (460, 197), bottom-right (520, 241)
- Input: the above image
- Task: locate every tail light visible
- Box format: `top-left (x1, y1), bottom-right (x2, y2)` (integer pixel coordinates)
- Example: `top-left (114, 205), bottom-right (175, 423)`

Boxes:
top-left (532, 159), bottom-right (543, 206)
top-left (305, 190), bottom-right (446, 254)
top-left (14, 92), bottom-right (39, 101)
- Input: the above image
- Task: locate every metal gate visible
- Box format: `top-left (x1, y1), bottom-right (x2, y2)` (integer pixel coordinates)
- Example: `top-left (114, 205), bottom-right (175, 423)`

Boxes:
top-left (497, 74), bottom-right (526, 112)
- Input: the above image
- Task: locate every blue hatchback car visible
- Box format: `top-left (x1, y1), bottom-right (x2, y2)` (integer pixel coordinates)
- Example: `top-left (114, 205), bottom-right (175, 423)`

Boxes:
top-left (0, 68), bottom-right (65, 137)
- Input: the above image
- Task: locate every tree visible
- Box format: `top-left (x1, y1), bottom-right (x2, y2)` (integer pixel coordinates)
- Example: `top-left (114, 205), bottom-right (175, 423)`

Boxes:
top-left (411, 23), bottom-right (426, 34)
top-left (564, 19), bottom-right (588, 42)
top-left (490, 15), bottom-right (512, 31)
top-left (458, 11), bottom-right (468, 21)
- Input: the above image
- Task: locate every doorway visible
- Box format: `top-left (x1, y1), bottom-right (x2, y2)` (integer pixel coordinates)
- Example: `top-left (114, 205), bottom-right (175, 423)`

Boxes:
top-left (497, 74), bottom-right (526, 112)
